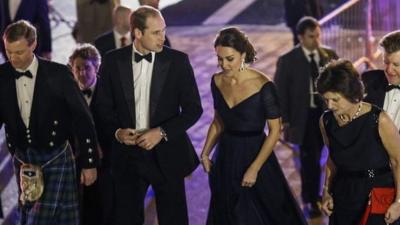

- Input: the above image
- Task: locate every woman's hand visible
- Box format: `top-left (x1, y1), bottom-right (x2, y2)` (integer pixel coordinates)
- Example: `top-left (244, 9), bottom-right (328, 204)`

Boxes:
top-left (321, 191), bottom-right (334, 216)
top-left (201, 155), bottom-right (212, 173)
top-left (241, 166), bottom-right (259, 188)
top-left (385, 202), bottom-right (400, 224)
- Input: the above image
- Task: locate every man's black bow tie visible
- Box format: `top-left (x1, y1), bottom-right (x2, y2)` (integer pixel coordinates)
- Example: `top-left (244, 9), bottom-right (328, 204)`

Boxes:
top-left (82, 89), bottom-right (93, 97)
top-left (386, 84), bottom-right (400, 92)
top-left (15, 70), bottom-right (33, 79)
top-left (134, 52), bottom-right (152, 63)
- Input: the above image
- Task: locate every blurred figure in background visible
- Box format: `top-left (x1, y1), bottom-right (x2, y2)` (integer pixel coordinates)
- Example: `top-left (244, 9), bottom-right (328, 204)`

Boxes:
top-left (74, 0), bottom-right (119, 43)
top-left (284, 0), bottom-right (323, 45)
top-left (0, 0), bottom-right (52, 59)
top-left (274, 16), bottom-right (338, 218)
top-left (94, 5), bottom-right (132, 57)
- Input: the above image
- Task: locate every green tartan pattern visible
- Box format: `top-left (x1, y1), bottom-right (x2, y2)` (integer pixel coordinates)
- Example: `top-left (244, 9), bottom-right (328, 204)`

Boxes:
top-left (13, 144), bottom-right (79, 225)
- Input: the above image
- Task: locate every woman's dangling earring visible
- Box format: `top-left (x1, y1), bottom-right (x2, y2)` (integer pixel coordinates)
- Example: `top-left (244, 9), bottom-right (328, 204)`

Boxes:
top-left (239, 58), bottom-right (245, 71)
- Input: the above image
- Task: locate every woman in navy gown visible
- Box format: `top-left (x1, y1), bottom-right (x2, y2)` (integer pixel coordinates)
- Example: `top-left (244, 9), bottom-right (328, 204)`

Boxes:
top-left (200, 27), bottom-right (308, 225)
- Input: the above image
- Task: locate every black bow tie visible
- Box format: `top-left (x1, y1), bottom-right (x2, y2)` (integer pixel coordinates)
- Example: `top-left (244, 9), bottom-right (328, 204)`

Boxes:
top-left (15, 70), bottom-right (33, 79)
top-left (386, 84), bottom-right (400, 92)
top-left (134, 52), bottom-right (152, 63)
top-left (82, 89), bottom-right (93, 97)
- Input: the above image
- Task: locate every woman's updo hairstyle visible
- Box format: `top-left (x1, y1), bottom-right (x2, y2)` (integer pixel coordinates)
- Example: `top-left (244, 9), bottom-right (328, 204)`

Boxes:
top-left (214, 27), bottom-right (257, 64)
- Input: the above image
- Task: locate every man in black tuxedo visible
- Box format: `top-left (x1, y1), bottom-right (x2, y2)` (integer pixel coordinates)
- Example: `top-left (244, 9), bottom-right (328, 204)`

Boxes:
top-left (69, 43), bottom-right (115, 225)
top-left (93, 6), bottom-right (202, 225)
top-left (363, 30), bottom-right (400, 130)
top-left (0, 0), bottom-right (51, 59)
top-left (274, 16), bottom-right (337, 217)
top-left (0, 20), bottom-right (97, 224)
top-left (94, 5), bottom-right (132, 57)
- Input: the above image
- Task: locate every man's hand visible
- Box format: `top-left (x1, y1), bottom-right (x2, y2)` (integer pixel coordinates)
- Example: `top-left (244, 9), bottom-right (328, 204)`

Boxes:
top-left (81, 168), bottom-right (97, 186)
top-left (136, 127), bottom-right (163, 150)
top-left (116, 128), bottom-right (140, 145)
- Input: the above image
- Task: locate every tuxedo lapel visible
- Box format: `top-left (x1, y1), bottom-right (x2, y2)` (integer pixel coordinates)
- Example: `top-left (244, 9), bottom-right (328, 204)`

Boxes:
top-left (150, 51), bottom-right (170, 122)
top-left (117, 47), bottom-right (136, 125)
top-left (5, 69), bottom-right (24, 129)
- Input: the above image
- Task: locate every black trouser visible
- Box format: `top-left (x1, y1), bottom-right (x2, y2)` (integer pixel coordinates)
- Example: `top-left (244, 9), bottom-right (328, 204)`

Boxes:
top-left (300, 108), bottom-right (324, 204)
top-left (113, 156), bottom-right (188, 225)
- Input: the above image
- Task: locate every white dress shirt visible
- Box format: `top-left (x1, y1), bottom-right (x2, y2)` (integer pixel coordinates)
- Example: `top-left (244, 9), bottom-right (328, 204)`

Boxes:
top-left (383, 87), bottom-right (400, 129)
top-left (113, 30), bottom-right (132, 49)
top-left (302, 47), bottom-right (320, 108)
top-left (15, 56), bottom-right (39, 127)
top-left (132, 44), bottom-right (155, 130)
top-left (9, 0), bottom-right (22, 20)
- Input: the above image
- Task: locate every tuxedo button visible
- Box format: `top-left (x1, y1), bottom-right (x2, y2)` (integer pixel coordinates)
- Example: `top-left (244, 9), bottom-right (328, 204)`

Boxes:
top-left (26, 129), bottom-right (30, 134)
top-left (28, 139), bottom-right (32, 143)
top-left (7, 143), bottom-right (11, 148)
top-left (26, 134), bottom-right (31, 138)
top-left (49, 141), bottom-right (54, 147)
top-left (88, 148), bottom-right (93, 153)
top-left (88, 158), bottom-right (93, 163)
top-left (53, 120), bottom-right (58, 125)
top-left (52, 131), bottom-right (56, 136)
top-left (86, 139), bottom-right (91, 144)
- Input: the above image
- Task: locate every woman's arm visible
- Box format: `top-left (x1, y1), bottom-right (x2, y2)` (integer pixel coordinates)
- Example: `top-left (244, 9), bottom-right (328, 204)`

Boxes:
top-left (319, 116), bottom-right (336, 216)
top-left (378, 112), bottom-right (400, 224)
top-left (200, 111), bottom-right (224, 173)
top-left (241, 118), bottom-right (281, 187)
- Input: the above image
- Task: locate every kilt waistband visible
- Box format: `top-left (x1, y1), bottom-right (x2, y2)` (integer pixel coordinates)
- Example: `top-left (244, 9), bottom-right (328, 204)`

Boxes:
top-left (14, 142), bottom-right (69, 169)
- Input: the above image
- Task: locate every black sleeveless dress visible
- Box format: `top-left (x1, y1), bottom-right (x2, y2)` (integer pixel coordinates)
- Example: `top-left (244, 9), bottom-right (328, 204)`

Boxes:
top-left (206, 77), bottom-right (308, 225)
top-left (322, 105), bottom-right (399, 225)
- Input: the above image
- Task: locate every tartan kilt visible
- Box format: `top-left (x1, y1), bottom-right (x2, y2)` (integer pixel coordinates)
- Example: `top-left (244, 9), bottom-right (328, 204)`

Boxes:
top-left (13, 143), bottom-right (79, 225)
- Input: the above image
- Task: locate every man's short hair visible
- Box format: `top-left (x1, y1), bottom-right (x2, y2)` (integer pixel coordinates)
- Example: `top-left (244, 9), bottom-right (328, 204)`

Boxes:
top-left (69, 43), bottom-right (101, 69)
top-left (130, 5), bottom-right (161, 33)
top-left (3, 20), bottom-right (37, 46)
top-left (296, 16), bottom-right (320, 35)
top-left (379, 30), bottom-right (400, 54)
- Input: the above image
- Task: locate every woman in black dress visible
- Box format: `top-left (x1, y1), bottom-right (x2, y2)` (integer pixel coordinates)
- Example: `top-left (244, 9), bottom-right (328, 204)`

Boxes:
top-left (200, 27), bottom-right (308, 225)
top-left (317, 59), bottom-right (400, 225)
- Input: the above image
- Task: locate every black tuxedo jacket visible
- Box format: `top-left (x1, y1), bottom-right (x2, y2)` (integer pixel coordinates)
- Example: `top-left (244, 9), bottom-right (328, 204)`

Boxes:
top-left (274, 45), bottom-right (338, 144)
top-left (362, 69), bottom-right (388, 108)
top-left (0, 0), bottom-right (51, 55)
top-left (93, 45), bottom-right (202, 181)
top-left (0, 58), bottom-right (98, 168)
top-left (94, 31), bottom-right (116, 58)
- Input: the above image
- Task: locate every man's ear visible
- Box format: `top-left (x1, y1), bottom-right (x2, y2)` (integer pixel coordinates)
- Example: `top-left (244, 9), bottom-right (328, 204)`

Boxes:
top-left (133, 28), bottom-right (143, 40)
top-left (30, 40), bottom-right (37, 51)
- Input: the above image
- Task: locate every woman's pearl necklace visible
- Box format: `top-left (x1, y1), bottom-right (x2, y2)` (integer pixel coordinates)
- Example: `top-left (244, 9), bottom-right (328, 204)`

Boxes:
top-left (339, 102), bottom-right (362, 123)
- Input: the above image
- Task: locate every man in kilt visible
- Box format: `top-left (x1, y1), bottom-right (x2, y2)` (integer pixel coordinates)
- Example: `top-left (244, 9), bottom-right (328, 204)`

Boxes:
top-left (0, 20), bottom-right (98, 225)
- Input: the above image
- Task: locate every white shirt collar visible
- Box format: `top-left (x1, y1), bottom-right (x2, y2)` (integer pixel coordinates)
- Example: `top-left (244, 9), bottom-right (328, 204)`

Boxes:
top-left (16, 55), bottom-right (39, 77)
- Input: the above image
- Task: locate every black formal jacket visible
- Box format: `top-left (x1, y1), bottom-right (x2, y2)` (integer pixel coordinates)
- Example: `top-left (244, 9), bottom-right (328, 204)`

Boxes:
top-left (362, 69), bottom-right (388, 108)
top-left (0, 0), bottom-right (51, 55)
top-left (94, 31), bottom-right (116, 58)
top-left (274, 45), bottom-right (338, 144)
top-left (93, 45), bottom-right (202, 181)
top-left (0, 58), bottom-right (98, 168)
